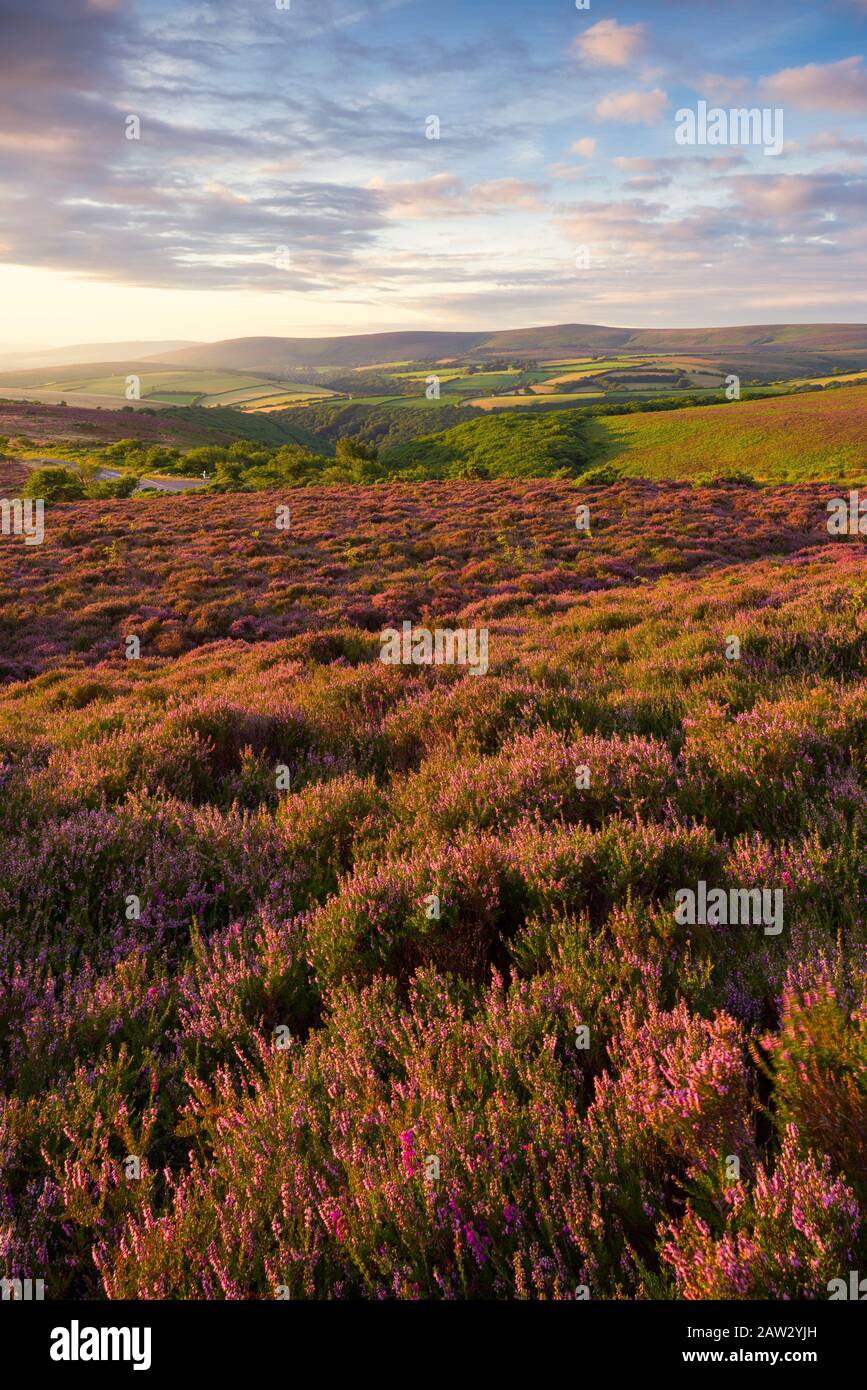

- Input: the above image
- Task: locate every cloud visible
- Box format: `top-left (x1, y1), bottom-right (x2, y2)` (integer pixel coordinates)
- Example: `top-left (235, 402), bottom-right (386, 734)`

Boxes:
top-left (595, 89), bottom-right (668, 124)
top-left (762, 57), bottom-right (867, 114)
top-left (624, 175), bottom-right (673, 191)
top-left (472, 178), bottom-right (544, 210)
top-left (367, 174), bottom-right (544, 218)
top-left (613, 157), bottom-right (675, 174)
top-left (574, 20), bottom-right (646, 68)
top-left (0, 0), bottom-right (543, 292)
top-left (367, 173), bottom-right (467, 217)
top-left (557, 197), bottom-right (669, 255)
top-left (725, 169), bottom-right (867, 220)
top-left (2, 0), bottom-right (867, 327)
top-left (611, 155), bottom-right (675, 189)
top-left (547, 162), bottom-right (602, 183)
top-left (555, 161), bottom-right (867, 287)
top-left (693, 57), bottom-right (867, 121)
top-left (703, 153), bottom-right (750, 171)
top-left (809, 130), bottom-right (867, 155)
top-left (613, 154), bottom-right (747, 176)
top-left (696, 73), bottom-right (751, 103)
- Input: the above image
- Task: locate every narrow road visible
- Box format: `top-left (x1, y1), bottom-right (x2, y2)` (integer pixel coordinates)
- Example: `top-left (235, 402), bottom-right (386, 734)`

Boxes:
top-left (16, 456), bottom-right (208, 493)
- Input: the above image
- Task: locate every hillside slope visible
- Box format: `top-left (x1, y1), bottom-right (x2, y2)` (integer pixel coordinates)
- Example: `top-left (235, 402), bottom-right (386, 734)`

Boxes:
top-left (598, 383), bottom-right (867, 482)
top-left (149, 322), bottom-right (867, 372)
top-left (0, 401), bottom-right (327, 452)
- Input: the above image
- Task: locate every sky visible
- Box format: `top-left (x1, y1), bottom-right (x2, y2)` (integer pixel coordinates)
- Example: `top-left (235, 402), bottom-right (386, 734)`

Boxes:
top-left (1, 0), bottom-right (866, 344)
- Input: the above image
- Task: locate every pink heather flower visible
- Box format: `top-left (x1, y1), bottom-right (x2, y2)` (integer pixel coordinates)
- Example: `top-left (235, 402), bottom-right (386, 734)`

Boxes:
top-left (324, 1203), bottom-right (347, 1243)
top-left (400, 1129), bottom-right (419, 1177)
top-left (464, 1224), bottom-right (491, 1267)
top-left (503, 1203), bottom-right (523, 1232)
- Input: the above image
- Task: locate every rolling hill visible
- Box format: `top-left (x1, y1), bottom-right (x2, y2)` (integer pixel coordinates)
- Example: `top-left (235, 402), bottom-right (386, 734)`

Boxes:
top-left (0, 340), bottom-right (198, 372)
top-left (145, 331), bottom-right (488, 373)
top-left (596, 381), bottom-right (867, 482)
top-left (147, 322), bottom-right (867, 373)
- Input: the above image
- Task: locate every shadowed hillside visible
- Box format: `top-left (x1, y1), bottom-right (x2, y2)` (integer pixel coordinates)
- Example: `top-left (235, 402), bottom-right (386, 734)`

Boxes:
top-left (148, 322), bottom-right (867, 372)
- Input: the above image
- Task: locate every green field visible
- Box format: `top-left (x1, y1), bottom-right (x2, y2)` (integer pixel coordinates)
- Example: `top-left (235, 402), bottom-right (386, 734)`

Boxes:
top-left (66, 371), bottom-right (274, 398)
top-left (242, 392), bottom-right (339, 411)
top-left (0, 367), bottom-right (308, 409)
top-left (380, 367), bottom-right (523, 396)
top-left (387, 367), bottom-right (468, 382)
top-left (3, 342), bottom-right (864, 452)
top-left (538, 355), bottom-right (647, 370)
top-left (471, 390), bottom-right (606, 409)
top-left (343, 394), bottom-right (406, 407)
top-left (593, 381), bottom-right (867, 482)
top-left (204, 385), bottom-right (292, 406)
top-left (443, 371), bottom-right (522, 393)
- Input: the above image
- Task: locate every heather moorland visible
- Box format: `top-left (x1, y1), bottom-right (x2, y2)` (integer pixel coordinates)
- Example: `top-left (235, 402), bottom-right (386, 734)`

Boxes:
top-left (5, 0), bottom-right (867, 1325)
top-left (1, 477), bottom-right (865, 1299)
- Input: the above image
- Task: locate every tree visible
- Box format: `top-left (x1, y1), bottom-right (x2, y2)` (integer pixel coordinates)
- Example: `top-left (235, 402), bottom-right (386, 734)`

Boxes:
top-left (87, 475), bottom-right (140, 499)
top-left (334, 436), bottom-right (383, 482)
top-left (335, 436), bottom-right (379, 463)
top-left (21, 467), bottom-right (86, 502)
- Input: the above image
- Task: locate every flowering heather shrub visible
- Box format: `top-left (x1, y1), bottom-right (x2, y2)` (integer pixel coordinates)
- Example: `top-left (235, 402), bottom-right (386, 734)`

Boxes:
top-left (388, 729), bottom-right (678, 844)
top-left (0, 480), bottom-right (841, 677)
top-left (1, 479), bottom-right (866, 1299)
top-left (762, 962), bottom-right (867, 1198)
top-left (511, 816), bottom-right (723, 926)
top-left (588, 1003), bottom-right (757, 1191)
top-left (178, 911), bottom-right (318, 1066)
top-left (680, 695), bottom-right (856, 835)
top-left (379, 675), bottom-right (550, 772)
top-left (307, 832), bottom-right (521, 989)
top-left (661, 1127), bottom-right (860, 1299)
top-left (94, 971), bottom-right (617, 1298)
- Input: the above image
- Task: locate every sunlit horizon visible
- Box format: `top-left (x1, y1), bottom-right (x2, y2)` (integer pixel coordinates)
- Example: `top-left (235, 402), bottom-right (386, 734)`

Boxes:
top-left (3, 0), bottom-right (867, 348)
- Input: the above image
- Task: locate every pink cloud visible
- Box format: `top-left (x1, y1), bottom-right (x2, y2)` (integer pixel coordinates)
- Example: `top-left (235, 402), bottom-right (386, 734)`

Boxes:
top-left (548, 162), bottom-right (582, 181)
top-left (595, 89), bottom-right (668, 124)
top-left (725, 169), bottom-right (867, 222)
top-left (471, 179), bottom-right (544, 210)
top-left (613, 156), bottom-right (673, 173)
top-left (574, 19), bottom-right (646, 68)
top-left (368, 174), bottom-right (543, 218)
top-left (762, 57), bottom-right (867, 114)
top-left (809, 130), bottom-right (867, 155)
top-left (698, 73), bottom-right (751, 103)
top-left (726, 174), bottom-right (820, 216)
top-left (367, 174), bottom-right (467, 217)
top-left (571, 137), bottom-right (597, 158)
top-left (625, 175), bottom-right (672, 191)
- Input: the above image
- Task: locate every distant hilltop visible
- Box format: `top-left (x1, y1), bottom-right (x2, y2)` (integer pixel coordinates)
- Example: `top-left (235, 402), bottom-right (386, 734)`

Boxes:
top-left (143, 323), bottom-right (867, 373)
top-left (0, 340), bottom-right (198, 373)
top-left (4, 323), bottom-right (867, 379)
